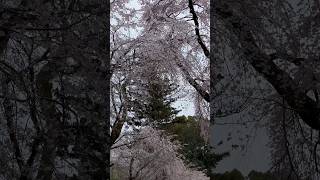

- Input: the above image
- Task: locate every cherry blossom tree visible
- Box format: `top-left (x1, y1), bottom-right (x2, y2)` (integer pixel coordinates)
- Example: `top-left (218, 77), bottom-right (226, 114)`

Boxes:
top-left (110, 0), bottom-right (212, 144)
top-left (111, 127), bottom-right (210, 180)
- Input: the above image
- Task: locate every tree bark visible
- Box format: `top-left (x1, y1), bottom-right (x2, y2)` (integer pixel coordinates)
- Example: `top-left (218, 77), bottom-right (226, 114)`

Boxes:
top-left (215, 1), bottom-right (320, 130)
top-left (35, 64), bottom-right (59, 180)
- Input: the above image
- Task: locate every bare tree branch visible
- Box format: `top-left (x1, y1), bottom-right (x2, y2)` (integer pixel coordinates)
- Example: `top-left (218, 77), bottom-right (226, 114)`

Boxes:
top-left (215, 1), bottom-right (320, 130)
top-left (188, 0), bottom-right (209, 58)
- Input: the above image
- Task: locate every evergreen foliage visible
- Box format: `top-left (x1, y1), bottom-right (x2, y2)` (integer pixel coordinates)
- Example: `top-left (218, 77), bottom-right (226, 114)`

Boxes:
top-left (134, 73), bottom-right (228, 178)
top-left (161, 115), bottom-right (229, 178)
top-left (212, 169), bottom-right (244, 180)
top-left (248, 170), bottom-right (277, 180)
top-left (212, 170), bottom-right (277, 180)
top-left (132, 74), bottom-right (180, 125)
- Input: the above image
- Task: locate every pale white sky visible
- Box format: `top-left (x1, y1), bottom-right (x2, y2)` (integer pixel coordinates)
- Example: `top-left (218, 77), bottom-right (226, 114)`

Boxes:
top-left (173, 96), bottom-right (195, 116)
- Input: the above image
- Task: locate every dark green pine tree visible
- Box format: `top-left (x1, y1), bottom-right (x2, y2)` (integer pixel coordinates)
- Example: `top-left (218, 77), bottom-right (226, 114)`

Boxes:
top-left (144, 76), bottom-right (180, 124)
top-left (132, 73), bottom-right (229, 178)
top-left (133, 74), bottom-right (180, 125)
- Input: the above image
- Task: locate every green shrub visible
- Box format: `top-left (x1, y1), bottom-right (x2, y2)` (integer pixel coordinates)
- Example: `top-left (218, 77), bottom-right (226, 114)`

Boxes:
top-left (161, 115), bottom-right (229, 177)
